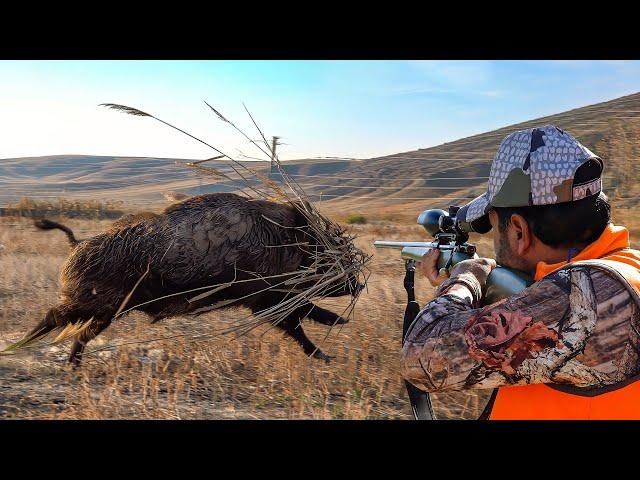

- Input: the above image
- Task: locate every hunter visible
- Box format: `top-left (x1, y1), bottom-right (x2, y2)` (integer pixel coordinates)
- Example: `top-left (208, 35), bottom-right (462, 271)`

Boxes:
top-left (402, 124), bottom-right (640, 419)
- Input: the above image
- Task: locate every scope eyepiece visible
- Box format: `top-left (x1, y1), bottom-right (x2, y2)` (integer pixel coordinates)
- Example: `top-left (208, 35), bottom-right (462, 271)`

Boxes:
top-left (438, 214), bottom-right (456, 233)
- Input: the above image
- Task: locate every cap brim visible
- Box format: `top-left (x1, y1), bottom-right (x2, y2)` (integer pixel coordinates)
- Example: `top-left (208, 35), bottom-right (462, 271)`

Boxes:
top-left (457, 193), bottom-right (492, 234)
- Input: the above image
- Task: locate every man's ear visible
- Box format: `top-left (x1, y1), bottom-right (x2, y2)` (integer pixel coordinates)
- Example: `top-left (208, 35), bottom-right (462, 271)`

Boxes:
top-left (510, 214), bottom-right (532, 255)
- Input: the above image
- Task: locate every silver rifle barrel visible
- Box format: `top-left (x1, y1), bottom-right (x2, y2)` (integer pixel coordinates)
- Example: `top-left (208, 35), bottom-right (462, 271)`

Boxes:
top-left (374, 241), bottom-right (448, 262)
top-left (374, 241), bottom-right (470, 263)
top-left (373, 240), bottom-right (453, 250)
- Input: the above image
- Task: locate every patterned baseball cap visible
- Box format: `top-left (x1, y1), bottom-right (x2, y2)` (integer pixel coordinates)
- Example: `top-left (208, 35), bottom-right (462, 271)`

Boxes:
top-left (457, 124), bottom-right (604, 233)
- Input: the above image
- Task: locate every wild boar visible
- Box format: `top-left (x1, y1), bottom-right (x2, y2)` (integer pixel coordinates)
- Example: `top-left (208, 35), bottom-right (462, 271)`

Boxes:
top-left (19, 193), bottom-right (365, 364)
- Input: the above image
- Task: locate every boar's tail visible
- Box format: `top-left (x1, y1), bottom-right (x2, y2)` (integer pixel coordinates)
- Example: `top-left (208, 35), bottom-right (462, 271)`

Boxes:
top-left (34, 218), bottom-right (79, 247)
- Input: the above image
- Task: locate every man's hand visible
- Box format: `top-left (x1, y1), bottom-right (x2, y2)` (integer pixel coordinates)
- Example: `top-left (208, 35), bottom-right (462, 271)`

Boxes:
top-left (448, 257), bottom-right (497, 288)
top-left (416, 248), bottom-right (450, 287)
top-left (417, 249), bottom-right (497, 289)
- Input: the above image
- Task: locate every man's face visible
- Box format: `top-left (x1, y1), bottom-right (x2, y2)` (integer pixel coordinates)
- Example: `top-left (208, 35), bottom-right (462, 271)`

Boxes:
top-left (489, 210), bottom-right (530, 273)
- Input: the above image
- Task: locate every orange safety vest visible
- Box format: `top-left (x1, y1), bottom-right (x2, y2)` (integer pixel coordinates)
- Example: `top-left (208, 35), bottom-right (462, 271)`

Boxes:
top-left (489, 224), bottom-right (640, 420)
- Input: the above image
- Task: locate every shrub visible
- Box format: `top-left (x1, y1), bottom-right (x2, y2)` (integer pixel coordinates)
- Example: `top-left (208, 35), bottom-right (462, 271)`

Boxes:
top-left (345, 213), bottom-right (367, 225)
top-left (1, 197), bottom-right (125, 219)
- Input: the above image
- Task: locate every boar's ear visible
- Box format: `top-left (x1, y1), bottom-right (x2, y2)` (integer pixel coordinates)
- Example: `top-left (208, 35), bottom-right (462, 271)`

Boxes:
top-left (293, 207), bottom-right (310, 228)
top-left (290, 200), bottom-right (313, 227)
top-left (290, 199), bottom-right (312, 211)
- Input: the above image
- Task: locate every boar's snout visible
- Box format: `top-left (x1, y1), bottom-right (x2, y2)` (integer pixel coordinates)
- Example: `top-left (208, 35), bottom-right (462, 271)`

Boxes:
top-left (324, 275), bottom-right (365, 298)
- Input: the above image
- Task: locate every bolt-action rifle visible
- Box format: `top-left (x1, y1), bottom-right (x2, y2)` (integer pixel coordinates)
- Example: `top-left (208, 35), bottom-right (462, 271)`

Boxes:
top-left (374, 206), bottom-right (534, 420)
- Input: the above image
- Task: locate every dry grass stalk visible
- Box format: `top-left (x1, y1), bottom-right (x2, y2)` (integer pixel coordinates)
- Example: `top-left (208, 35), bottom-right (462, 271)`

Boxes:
top-left (83, 102), bottom-right (372, 355)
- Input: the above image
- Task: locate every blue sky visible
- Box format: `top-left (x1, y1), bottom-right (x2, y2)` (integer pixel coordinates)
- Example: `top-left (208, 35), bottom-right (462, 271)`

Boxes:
top-left (2, 60), bottom-right (640, 160)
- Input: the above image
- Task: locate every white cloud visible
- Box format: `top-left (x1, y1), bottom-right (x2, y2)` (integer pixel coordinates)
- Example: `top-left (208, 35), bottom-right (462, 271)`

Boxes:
top-left (406, 60), bottom-right (494, 88)
top-left (367, 60), bottom-right (500, 99)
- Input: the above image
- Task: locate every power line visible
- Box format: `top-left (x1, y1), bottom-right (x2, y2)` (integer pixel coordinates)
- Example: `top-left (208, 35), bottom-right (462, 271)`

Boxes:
top-left (7, 192), bottom-right (639, 202)
top-left (271, 173), bottom-right (491, 180)
top-left (291, 183), bottom-right (480, 190)
top-left (4, 186), bottom-right (639, 206)
top-left (303, 194), bottom-right (465, 200)
top-left (269, 172), bottom-right (618, 181)
top-left (4, 168), bottom-right (619, 183)
top-left (0, 172), bottom-right (621, 194)
top-left (0, 181), bottom-right (242, 199)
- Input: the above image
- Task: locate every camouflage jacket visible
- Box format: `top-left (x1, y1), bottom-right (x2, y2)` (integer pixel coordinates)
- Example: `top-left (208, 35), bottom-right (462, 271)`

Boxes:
top-left (400, 264), bottom-right (640, 393)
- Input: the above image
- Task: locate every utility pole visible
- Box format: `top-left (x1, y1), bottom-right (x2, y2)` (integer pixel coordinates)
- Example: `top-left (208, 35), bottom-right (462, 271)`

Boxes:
top-left (270, 136), bottom-right (280, 181)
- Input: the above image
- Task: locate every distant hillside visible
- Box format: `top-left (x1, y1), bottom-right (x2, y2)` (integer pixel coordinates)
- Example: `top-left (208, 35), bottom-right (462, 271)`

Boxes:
top-left (0, 155), bottom-right (245, 206)
top-left (315, 92), bottom-right (640, 217)
top-left (0, 154), bottom-right (359, 208)
top-left (2, 92), bottom-right (640, 216)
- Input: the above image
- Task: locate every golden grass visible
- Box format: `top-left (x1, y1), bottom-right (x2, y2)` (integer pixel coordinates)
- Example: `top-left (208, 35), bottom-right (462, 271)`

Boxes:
top-left (0, 216), bottom-right (497, 419)
top-left (3, 204), bottom-right (634, 419)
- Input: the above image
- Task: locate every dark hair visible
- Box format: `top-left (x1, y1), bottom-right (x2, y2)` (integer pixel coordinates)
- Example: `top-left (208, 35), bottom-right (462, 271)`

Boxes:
top-left (493, 160), bottom-right (611, 248)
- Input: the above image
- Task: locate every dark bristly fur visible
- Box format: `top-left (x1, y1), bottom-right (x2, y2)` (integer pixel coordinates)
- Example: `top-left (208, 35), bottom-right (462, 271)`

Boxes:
top-left (20, 193), bottom-right (362, 364)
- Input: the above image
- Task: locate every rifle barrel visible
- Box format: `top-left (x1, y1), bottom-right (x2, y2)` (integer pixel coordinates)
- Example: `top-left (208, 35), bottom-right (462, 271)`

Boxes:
top-left (374, 241), bottom-right (439, 249)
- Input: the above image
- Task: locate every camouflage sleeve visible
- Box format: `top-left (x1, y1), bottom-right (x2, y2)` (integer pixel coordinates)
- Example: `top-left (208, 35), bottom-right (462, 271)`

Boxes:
top-left (400, 266), bottom-right (640, 392)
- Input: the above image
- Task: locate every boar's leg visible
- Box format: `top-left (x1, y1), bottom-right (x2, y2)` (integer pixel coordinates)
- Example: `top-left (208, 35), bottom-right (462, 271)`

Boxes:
top-left (280, 302), bottom-right (339, 362)
top-left (279, 316), bottom-right (333, 363)
top-left (303, 303), bottom-right (349, 326)
top-left (68, 318), bottom-right (113, 366)
top-left (249, 296), bottom-right (332, 362)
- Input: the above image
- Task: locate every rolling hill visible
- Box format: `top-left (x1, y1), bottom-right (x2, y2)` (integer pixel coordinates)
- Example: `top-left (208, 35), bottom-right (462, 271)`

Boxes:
top-left (2, 92), bottom-right (640, 218)
top-left (311, 91), bottom-right (640, 217)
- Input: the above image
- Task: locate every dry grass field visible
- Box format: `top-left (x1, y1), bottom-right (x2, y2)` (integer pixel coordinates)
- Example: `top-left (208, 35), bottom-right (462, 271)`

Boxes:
top-left (3, 201), bottom-right (638, 419)
top-left (0, 214), bottom-right (500, 420)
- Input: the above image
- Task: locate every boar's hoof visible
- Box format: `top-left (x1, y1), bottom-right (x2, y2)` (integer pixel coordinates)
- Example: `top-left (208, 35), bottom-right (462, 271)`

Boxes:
top-left (312, 350), bottom-right (333, 363)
